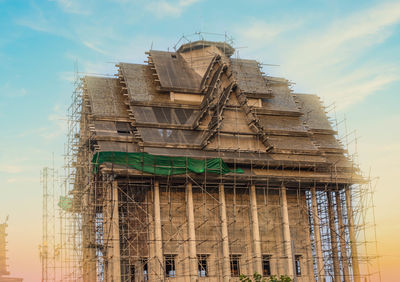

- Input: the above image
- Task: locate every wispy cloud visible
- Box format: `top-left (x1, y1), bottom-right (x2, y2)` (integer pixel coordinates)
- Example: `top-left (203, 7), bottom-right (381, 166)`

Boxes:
top-left (0, 83), bottom-right (28, 98)
top-left (320, 69), bottom-right (398, 109)
top-left (0, 165), bottom-right (23, 174)
top-left (146, 0), bottom-right (201, 18)
top-left (235, 1), bottom-right (400, 109)
top-left (237, 19), bottom-right (302, 43)
top-left (289, 1), bottom-right (400, 71)
top-left (17, 104), bottom-right (67, 141)
top-left (57, 71), bottom-right (75, 83)
top-left (82, 41), bottom-right (109, 55)
top-left (49, 0), bottom-right (91, 15)
top-left (6, 177), bottom-right (38, 184)
top-left (15, 2), bottom-right (73, 39)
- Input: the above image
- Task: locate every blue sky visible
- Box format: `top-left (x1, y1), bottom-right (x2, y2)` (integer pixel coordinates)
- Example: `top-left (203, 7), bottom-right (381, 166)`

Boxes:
top-left (0, 0), bottom-right (399, 280)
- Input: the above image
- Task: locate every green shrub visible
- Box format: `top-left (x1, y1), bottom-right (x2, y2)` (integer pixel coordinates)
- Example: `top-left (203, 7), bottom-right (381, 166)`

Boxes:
top-left (239, 272), bottom-right (292, 282)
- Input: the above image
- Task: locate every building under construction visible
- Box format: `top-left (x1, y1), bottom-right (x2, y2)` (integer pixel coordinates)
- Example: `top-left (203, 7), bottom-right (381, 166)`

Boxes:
top-left (0, 218), bottom-right (23, 282)
top-left (47, 39), bottom-right (380, 282)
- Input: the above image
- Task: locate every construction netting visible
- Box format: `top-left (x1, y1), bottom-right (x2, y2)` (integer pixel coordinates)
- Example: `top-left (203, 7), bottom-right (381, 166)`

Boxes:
top-left (92, 151), bottom-right (243, 175)
top-left (58, 196), bottom-right (73, 211)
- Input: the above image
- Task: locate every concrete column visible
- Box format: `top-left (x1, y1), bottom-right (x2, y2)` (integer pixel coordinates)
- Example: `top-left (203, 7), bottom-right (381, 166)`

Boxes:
top-left (147, 188), bottom-right (156, 281)
top-left (134, 260), bottom-right (142, 282)
top-left (345, 187), bottom-right (360, 282)
top-left (327, 191), bottom-right (340, 280)
top-left (250, 184), bottom-right (262, 274)
top-left (103, 183), bottom-right (111, 281)
top-left (246, 224), bottom-right (254, 276)
top-left (219, 184), bottom-right (231, 282)
top-left (280, 184), bottom-right (294, 277)
top-left (183, 225), bottom-right (190, 282)
top-left (310, 186), bottom-right (325, 281)
top-left (335, 191), bottom-right (350, 281)
top-left (186, 182), bottom-right (197, 281)
top-left (153, 180), bottom-right (164, 280)
top-left (82, 187), bottom-right (97, 282)
top-left (111, 181), bottom-right (121, 282)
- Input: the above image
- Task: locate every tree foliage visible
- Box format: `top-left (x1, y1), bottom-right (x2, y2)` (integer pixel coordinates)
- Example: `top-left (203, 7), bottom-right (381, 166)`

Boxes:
top-left (239, 272), bottom-right (292, 282)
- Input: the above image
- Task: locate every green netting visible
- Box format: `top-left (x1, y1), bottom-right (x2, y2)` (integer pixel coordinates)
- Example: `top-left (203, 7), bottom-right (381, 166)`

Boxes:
top-left (58, 196), bottom-right (73, 211)
top-left (92, 151), bottom-right (243, 175)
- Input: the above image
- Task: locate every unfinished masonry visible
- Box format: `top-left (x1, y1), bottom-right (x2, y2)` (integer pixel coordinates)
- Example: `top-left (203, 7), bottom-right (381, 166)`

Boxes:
top-left (0, 218), bottom-right (23, 282)
top-left (51, 39), bottom-right (380, 281)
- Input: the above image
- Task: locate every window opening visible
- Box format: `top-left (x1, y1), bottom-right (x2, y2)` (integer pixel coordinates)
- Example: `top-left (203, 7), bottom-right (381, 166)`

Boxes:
top-left (295, 255), bottom-right (302, 276)
top-left (130, 265), bottom-right (135, 282)
top-left (230, 255), bottom-right (241, 277)
top-left (141, 258), bottom-right (148, 281)
top-left (165, 255), bottom-right (176, 277)
top-left (262, 255), bottom-right (271, 276)
top-left (116, 122), bottom-right (132, 135)
top-left (197, 254), bottom-right (208, 277)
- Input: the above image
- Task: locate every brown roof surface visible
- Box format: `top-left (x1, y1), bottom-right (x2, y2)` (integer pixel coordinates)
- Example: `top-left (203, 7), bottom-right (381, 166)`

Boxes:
top-left (119, 63), bottom-right (155, 102)
top-left (149, 50), bottom-right (202, 92)
top-left (294, 93), bottom-right (335, 133)
top-left (231, 58), bottom-right (272, 97)
top-left (82, 41), bottom-right (356, 177)
top-left (84, 76), bottom-right (126, 117)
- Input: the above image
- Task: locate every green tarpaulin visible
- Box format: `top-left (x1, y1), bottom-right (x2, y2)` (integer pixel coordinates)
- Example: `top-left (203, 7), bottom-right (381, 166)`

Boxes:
top-left (92, 151), bottom-right (243, 176)
top-left (58, 196), bottom-right (73, 211)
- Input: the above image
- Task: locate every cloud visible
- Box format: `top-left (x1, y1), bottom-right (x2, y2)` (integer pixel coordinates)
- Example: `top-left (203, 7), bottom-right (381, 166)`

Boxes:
top-left (16, 17), bottom-right (51, 33)
top-left (82, 41), bottom-right (109, 55)
top-left (50, 0), bottom-right (91, 15)
top-left (6, 177), bottom-right (38, 184)
top-left (146, 0), bottom-right (201, 18)
top-left (15, 2), bottom-right (73, 39)
top-left (0, 83), bottom-right (28, 98)
top-left (42, 105), bottom-right (68, 140)
top-left (237, 19), bottom-right (302, 43)
top-left (16, 104), bottom-right (67, 141)
top-left (235, 1), bottom-right (400, 110)
top-left (58, 71), bottom-right (75, 83)
top-left (0, 165), bottom-right (23, 174)
top-left (318, 65), bottom-right (399, 109)
top-left (63, 33), bottom-right (165, 75)
top-left (289, 1), bottom-right (400, 71)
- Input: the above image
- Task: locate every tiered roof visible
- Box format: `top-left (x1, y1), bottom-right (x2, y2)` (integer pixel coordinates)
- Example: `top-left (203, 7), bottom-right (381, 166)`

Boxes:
top-left (81, 40), bottom-right (361, 185)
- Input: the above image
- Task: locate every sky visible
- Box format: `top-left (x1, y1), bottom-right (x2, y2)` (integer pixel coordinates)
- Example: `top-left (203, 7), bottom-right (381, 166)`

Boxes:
top-left (0, 0), bottom-right (399, 281)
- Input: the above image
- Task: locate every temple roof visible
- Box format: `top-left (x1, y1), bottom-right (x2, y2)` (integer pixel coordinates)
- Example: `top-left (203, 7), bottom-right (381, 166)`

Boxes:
top-left (81, 40), bottom-right (359, 183)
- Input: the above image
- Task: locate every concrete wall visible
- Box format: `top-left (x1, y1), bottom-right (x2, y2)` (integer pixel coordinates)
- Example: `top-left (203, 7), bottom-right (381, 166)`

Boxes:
top-left (117, 184), bottom-right (315, 282)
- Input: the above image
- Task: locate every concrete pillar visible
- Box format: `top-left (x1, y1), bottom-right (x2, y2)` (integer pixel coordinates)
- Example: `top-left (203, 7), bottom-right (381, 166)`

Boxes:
top-left (147, 188), bottom-right (156, 281)
top-left (250, 184), bottom-right (262, 274)
top-left (345, 187), bottom-right (360, 282)
top-left (280, 184), bottom-right (294, 277)
top-left (110, 181), bottom-right (121, 282)
top-left (183, 224), bottom-right (190, 282)
top-left (134, 260), bottom-right (142, 282)
top-left (327, 191), bottom-right (340, 280)
top-left (335, 191), bottom-right (350, 281)
top-left (310, 186), bottom-right (325, 281)
top-left (82, 187), bottom-right (97, 282)
top-left (153, 180), bottom-right (164, 280)
top-left (186, 182), bottom-right (197, 281)
top-left (246, 223), bottom-right (254, 276)
top-left (219, 184), bottom-right (231, 282)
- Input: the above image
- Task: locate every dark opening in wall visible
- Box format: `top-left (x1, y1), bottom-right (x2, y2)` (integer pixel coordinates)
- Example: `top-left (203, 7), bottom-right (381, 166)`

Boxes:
top-left (116, 122), bottom-right (132, 135)
top-left (141, 258), bottom-right (148, 281)
top-left (165, 255), bottom-right (176, 277)
top-left (262, 254), bottom-right (272, 276)
top-left (230, 254), bottom-right (241, 277)
top-left (295, 255), bottom-right (302, 276)
top-left (198, 254), bottom-right (208, 277)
